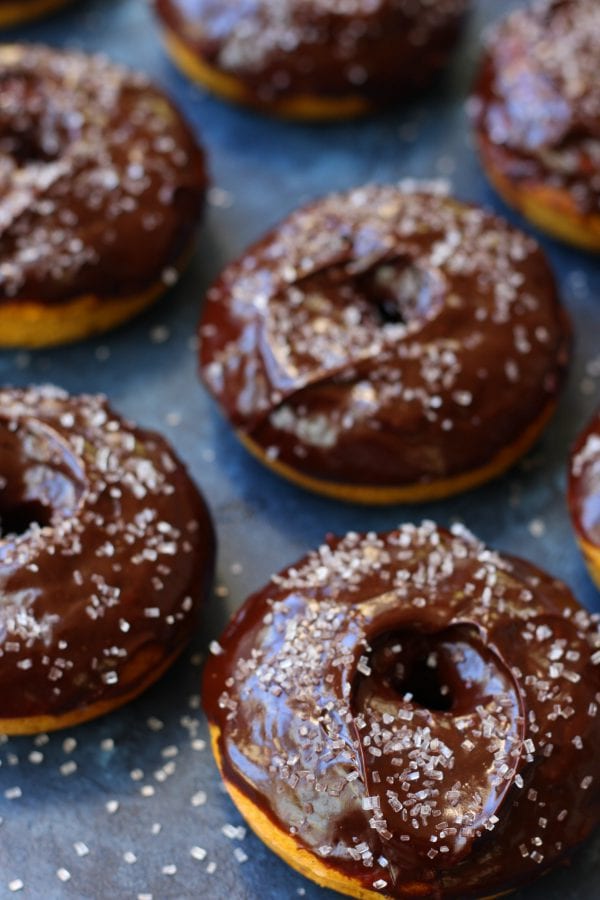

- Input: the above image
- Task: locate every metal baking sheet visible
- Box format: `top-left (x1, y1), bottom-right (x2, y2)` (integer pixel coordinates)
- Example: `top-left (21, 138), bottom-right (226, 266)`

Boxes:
top-left (0, 0), bottom-right (598, 897)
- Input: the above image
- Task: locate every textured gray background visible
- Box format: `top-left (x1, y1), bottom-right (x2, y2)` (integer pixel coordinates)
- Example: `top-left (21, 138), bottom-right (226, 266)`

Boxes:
top-left (0, 0), bottom-right (598, 897)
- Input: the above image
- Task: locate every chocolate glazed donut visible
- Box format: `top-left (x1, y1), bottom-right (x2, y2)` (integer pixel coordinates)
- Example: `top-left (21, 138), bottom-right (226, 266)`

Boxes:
top-left (569, 411), bottom-right (600, 588)
top-left (471, 0), bottom-right (600, 252)
top-left (199, 185), bottom-right (571, 504)
top-left (0, 386), bottom-right (215, 735)
top-left (204, 522), bottom-right (600, 899)
top-left (155, 0), bottom-right (471, 119)
top-left (0, 44), bottom-right (207, 347)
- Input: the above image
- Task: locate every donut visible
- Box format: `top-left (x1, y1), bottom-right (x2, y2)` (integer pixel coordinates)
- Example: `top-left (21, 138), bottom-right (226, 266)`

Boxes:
top-left (0, 44), bottom-right (207, 348)
top-left (0, 0), bottom-right (71, 28)
top-left (471, 0), bottom-right (600, 252)
top-left (199, 185), bottom-right (571, 505)
top-left (0, 385), bottom-right (215, 735)
top-left (204, 522), bottom-right (600, 899)
top-left (569, 411), bottom-right (600, 588)
top-left (154, 0), bottom-right (470, 120)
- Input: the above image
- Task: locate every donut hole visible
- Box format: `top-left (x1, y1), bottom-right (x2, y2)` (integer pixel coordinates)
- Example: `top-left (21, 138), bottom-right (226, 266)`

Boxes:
top-left (0, 72), bottom-right (68, 165)
top-left (353, 626), bottom-right (513, 718)
top-left (357, 259), bottom-right (443, 327)
top-left (391, 646), bottom-right (453, 712)
top-left (280, 256), bottom-right (444, 361)
top-left (0, 419), bottom-right (85, 541)
top-left (385, 632), bottom-right (455, 712)
top-left (0, 128), bottom-right (59, 165)
top-left (0, 498), bottom-right (52, 538)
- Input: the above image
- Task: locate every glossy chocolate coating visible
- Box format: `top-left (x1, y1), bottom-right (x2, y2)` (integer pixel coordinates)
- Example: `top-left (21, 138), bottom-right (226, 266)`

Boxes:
top-left (0, 44), bottom-right (206, 305)
top-left (569, 411), bottom-right (600, 548)
top-left (199, 186), bottom-right (570, 488)
top-left (204, 523), bottom-right (600, 898)
top-left (471, 0), bottom-right (600, 215)
top-left (155, 0), bottom-right (470, 107)
top-left (0, 386), bottom-right (215, 723)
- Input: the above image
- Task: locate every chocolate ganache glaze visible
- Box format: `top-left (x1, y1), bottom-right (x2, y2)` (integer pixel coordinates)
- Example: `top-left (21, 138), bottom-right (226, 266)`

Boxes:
top-left (155, 0), bottom-right (470, 107)
top-left (199, 185), bottom-right (570, 491)
top-left (204, 523), bottom-right (600, 898)
top-left (0, 44), bottom-right (206, 305)
top-left (0, 386), bottom-right (215, 728)
top-left (471, 0), bottom-right (600, 216)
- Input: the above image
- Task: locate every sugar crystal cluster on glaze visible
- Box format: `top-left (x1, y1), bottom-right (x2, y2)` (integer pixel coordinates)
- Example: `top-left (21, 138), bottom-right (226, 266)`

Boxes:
top-left (204, 522), bottom-right (600, 898)
top-left (0, 44), bottom-right (206, 304)
top-left (200, 185), bottom-right (570, 488)
top-left (0, 386), bottom-right (214, 725)
top-left (471, 0), bottom-right (600, 214)
top-left (156, 0), bottom-right (469, 104)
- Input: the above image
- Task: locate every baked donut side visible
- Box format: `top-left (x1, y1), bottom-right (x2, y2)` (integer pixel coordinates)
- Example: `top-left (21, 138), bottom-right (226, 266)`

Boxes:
top-left (471, 0), bottom-right (600, 252)
top-left (199, 185), bottom-right (571, 504)
top-left (234, 404), bottom-right (560, 505)
top-left (569, 412), bottom-right (600, 588)
top-left (0, 0), bottom-right (71, 28)
top-left (0, 386), bottom-right (215, 735)
top-left (203, 523), bottom-right (600, 899)
top-left (155, 0), bottom-right (470, 120)
top-left (0, 44), bottom-right (207, 348)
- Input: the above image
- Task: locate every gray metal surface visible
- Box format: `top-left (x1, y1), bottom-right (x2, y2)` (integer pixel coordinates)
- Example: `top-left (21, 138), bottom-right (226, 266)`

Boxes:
top-left (0, 0), bottom-right (598, 897)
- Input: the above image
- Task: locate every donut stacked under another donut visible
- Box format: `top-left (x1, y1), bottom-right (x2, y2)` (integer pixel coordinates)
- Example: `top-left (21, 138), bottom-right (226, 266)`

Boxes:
top-left (0, 386), bottom-right (215, 735)
top-left (0, 0), bottom-right (71, 28)
top-left (471, 0), bottom-right (600, 251)
top-left (200, 185), bottom-right (571, 504)
top-left (204, 522), bottom-right (600, 899)
top-left (155, 0), bottom-right (470, 119)
top-left (569, 411), bottom-right (600, 588)
top-left (0, 44), bottom-right (207, 347)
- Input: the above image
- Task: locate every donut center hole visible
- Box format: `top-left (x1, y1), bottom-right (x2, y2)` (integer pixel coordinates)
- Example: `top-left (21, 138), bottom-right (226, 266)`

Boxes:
top-left (0, 497), bottom-right (51, 538)
top-left (391, 647), bottom-right (453, 712)
top-left (0, 74), bottom-right (67, 165)
top-left (383, 633), bottom-right (454, 711)
top-left (357, 260), bottom-right (442, 327)
top-left (0, 129), bottom-right (58, 165)
top-left (0, 418), bottom-right (85, 541)
top-left (353, 626), bottom-right (513, 719)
